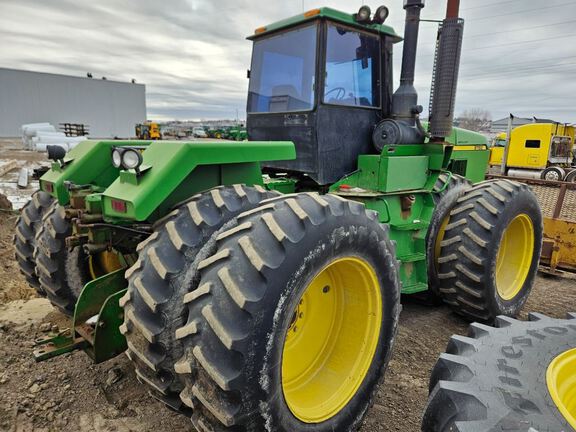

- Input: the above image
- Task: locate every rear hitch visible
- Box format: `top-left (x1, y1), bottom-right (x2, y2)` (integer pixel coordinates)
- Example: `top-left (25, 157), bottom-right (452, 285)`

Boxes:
top-left (33, 268), bottom-right (128, 363)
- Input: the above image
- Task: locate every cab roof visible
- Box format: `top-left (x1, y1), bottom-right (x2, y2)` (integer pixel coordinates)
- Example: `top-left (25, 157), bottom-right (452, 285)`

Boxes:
top-left (248, 7), bottom-right (401, 41)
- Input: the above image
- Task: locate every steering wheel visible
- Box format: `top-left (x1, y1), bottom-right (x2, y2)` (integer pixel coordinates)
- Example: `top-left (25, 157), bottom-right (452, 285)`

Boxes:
top-left (325, 87), bottom-right (346, 100)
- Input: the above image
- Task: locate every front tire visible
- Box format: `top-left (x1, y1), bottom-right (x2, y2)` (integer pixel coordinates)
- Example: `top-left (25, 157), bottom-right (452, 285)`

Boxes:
top-left (175, 193), bottom-right (401, 431)
top-left (120, 185), bottom-right (278, 412)
top-left (438, 179), bottom-right (543, 322)
top-left (423, 313), bottom-right (576, 431)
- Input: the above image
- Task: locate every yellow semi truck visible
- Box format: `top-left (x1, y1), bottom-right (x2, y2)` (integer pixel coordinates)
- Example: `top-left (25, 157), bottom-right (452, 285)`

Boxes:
top-left (489, 123), bottom-right (575, 181)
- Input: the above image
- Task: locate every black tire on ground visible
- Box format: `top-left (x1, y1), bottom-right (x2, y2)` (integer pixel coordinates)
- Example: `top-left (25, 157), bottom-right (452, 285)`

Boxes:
top-left (175, 193), bottom-right (401, 432)
top-left (35, 204), bottom-right (92, 315)
top-left (541, 166), bottom-right (566, 181)
top-left (422, 312), bottom-right (576, 432)
top-left (119, 185), bottom-right (278, 412)
top-left (438, 179), bottom-right (543, 322)
top-left (564, 169), bottom-right (576, 183)
top-left (13, 191), bottom-right (54, 293)
top-left (419, 174), bottom-right (472, 304)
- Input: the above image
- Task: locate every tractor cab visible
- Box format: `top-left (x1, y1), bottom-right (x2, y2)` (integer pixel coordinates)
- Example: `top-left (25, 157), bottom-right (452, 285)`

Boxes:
top-left (246, 8), bottom-right (401, 185)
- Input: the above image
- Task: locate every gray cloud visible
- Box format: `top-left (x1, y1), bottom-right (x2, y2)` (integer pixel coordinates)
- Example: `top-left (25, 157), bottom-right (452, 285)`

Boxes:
top-left (1, 0), bottom-right (576, 122)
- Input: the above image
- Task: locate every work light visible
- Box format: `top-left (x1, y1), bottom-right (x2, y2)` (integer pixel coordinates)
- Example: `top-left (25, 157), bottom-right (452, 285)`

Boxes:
top-left (121, 148), bottom-right (143, 170)
top-left (111, 148), bottom-right (122, 168)
top-left (356, 5), bottom-right (371, 23)
top-left (373, 6), bottom-right (389, 23)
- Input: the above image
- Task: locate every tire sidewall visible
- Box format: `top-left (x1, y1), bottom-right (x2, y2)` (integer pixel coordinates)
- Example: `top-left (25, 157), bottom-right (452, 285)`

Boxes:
top-left (485, 188), bottom-right (543, 316)
top-left (256, 222), bottom-right (399, 432)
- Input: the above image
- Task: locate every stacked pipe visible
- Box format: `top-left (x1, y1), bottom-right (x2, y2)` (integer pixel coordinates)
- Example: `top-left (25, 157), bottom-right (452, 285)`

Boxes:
top-left (21, 123), bottom-right (87, 152)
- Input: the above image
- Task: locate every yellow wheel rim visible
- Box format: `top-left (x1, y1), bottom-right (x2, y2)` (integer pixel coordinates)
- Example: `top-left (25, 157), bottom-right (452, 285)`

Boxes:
top-left (547, 347), bottom-right (576, 428)
top-left (88, 251), bottom-right (123, 280)
top-left (281, 257), bottom-right (382, 423)
top-left (495, 214), bottom-right (534, 300)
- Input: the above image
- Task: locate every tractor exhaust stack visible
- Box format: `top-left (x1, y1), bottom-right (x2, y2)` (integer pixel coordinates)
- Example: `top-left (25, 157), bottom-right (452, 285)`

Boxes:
top-left (428, 0), bottom-right (465, 140)
top-left (392, 0), bottom-right (425, 124)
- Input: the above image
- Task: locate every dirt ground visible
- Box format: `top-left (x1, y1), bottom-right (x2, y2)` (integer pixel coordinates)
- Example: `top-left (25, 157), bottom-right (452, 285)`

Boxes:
top-left (1, 214), bottom-right (575, 432)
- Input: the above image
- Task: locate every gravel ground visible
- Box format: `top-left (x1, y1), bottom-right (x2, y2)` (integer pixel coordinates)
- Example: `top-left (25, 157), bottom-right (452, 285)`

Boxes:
top-left (1, 212), bottom-right (574, 432)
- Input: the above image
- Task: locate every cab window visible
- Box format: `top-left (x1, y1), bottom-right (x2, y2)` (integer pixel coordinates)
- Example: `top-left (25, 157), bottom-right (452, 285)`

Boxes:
top-left (323, 25), bottom-right (380, 108)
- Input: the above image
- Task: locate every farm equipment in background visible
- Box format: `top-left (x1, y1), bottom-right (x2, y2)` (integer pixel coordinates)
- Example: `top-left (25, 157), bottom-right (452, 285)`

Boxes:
top-left (489, 122), bottom-right (576, 181)
top-left (14, 1), bottom-right (544, 431)
top-left (135, 121), bottom-right (162, 140)
top-left (228, 126), bottom-right (248, 141)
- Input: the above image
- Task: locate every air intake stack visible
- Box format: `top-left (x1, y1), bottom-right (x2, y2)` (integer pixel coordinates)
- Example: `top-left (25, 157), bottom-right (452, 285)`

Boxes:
top-left (373, 0), bottom-right (427, 150)
top-left (428, 0), bottom-right (464, 140)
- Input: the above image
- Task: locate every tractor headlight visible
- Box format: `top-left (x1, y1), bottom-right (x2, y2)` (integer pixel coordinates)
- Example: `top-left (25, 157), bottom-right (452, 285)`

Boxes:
top-left (356, 5), bottom-right (371, 23)
top-left (121, 149), bottom-right (143, 170)
top-left (373, 6), bottom-right (389, 24)
top-left (111, 148), bottom-right (122, 168)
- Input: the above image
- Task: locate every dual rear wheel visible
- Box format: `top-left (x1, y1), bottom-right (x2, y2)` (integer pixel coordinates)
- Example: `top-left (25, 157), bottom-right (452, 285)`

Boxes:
top-left (428, 178), bottom-right (542, 322)
top-left (123, 189), bottom-right (401, 430)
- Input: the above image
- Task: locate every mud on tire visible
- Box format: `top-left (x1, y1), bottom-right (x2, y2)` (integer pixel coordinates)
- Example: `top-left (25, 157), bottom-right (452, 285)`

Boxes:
top-left (119, 185), bottom-right (278, 412)
top-left (13, 191), bottom-right (54, 293)
top-left (175, 193), bottom-right (401, 432)
top-left (423, 313), bottom-right (576, 431)
top-left (438, 179), bottom-right (543, 322)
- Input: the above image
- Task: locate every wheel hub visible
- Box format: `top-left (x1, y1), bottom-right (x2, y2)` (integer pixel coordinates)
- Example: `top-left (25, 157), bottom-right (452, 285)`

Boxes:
top-left (281, 257), bottom-right (382, 423)
top-left (495, 214), bottom-right (534, 300)
top-left (547, 347), bottom-right (576, 428)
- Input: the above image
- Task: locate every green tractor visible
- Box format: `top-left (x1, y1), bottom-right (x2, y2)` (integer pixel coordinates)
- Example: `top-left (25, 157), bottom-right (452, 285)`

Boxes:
top-left (14, 1), bottom-right (543, 430)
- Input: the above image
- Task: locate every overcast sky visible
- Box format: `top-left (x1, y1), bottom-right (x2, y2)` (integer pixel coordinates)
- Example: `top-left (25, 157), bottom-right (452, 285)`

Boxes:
top-left (1, 0), bottom-right (575, 122)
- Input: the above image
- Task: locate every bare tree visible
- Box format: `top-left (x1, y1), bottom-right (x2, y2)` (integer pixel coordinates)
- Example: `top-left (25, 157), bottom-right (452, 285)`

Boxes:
top-left (456, 109), bottom-right (492, 132)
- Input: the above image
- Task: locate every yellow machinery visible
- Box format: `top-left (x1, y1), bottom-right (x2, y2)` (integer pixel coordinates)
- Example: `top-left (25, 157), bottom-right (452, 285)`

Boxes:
top-left (135, 121), bottom-right (161, 140)
top-left (488, 132), bottom-right (506, 166)
top-left (489, 123), bottom-right (575, 180)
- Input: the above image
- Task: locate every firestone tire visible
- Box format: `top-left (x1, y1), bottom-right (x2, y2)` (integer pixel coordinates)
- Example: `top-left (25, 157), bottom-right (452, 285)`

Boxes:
top-left (422, 313), bottom-right (576, 432)
top-left (34, 203), bottom-right (92, 315)
top-left (13, 191), bottom-right (54, 293)
top-left (438, 179), bottom-right (543, 323)
top-left (421, 174), bottom-right (472, 303)
top-left (175, 193), bottom-right (401, 432)
top-left (120, 185), bottom-right (278, 412)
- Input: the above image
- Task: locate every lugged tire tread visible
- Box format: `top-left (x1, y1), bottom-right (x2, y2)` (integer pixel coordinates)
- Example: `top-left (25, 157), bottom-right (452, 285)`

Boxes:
top-left (437, 180), bottom-right (542, 322)
top-left (12, 191), bottom-right (54, 291)
top-left (176, 192), bottom-right (401, 431)
top-left (121, 185), bottom-right (277, 413)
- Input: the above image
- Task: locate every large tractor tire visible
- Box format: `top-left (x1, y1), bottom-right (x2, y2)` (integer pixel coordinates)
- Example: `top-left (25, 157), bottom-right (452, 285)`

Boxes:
top-left (423, 313), bottom-right (576, 431)
top-left (175, 193), bottom-right (401, 432)
top-left (13, 191), bottom-right (54, 293)
top-left (421, 173), bottom-right (472, 303)
top-left (120, 185), bottom-right (278, 412)
top-left (35, 204), bottom-right (124, 314)
top-left (438, 179), bottom-right (543, 322)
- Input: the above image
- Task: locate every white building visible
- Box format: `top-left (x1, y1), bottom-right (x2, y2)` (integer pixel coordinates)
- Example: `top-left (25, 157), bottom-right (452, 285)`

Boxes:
top-left (0, 68), bottom-right (146, 138)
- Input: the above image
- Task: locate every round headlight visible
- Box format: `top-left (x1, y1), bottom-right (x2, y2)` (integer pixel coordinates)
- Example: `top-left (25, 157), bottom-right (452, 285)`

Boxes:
top-left (356, 5), bottom-right (371, 23)
top-left (112, 148), bottom-right (122, 168)
top-left (122, 149), bottom-right (142, 170)
top-left (373, 6), bottom-right (389, 24)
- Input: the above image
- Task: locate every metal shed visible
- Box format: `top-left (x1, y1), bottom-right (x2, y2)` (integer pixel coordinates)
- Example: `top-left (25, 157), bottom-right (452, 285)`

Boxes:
top-left (0, 68), bottom-right (146, 138)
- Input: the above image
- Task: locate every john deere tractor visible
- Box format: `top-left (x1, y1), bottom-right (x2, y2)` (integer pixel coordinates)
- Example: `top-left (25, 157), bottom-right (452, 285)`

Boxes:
top-left (14, 1), bottom-right (543, 430)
